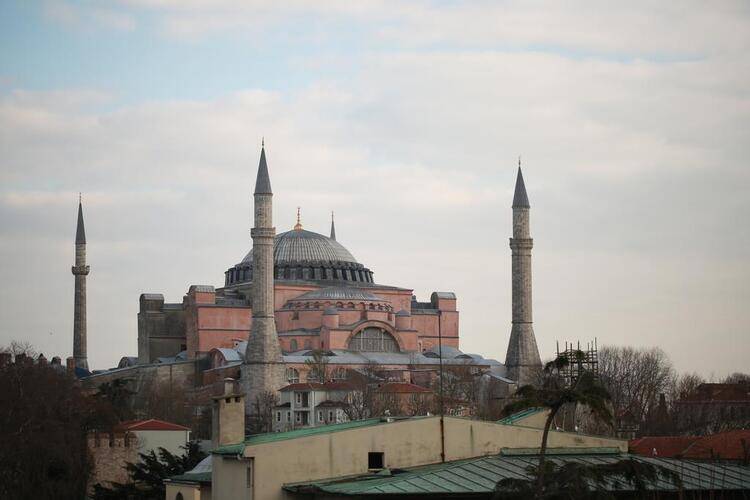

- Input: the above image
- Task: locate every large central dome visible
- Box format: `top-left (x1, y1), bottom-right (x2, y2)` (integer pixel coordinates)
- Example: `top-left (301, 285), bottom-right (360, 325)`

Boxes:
top-left (224, 228), bottom-right (374, 286)
top-left (241, 229), bottom-right (357, 265)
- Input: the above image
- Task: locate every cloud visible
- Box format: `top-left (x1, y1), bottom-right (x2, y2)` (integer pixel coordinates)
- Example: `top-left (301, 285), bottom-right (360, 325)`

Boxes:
top-left (44, 1), bottom-right (136, 32)
top-left (1, 2), bottom-right (749, 374)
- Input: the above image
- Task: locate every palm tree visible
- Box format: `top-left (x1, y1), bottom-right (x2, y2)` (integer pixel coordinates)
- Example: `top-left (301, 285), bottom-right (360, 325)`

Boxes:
top-left (502, 351), bottom-right (612, 498)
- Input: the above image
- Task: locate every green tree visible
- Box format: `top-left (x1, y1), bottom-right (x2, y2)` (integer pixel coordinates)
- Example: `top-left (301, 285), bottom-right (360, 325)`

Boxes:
top-left (501, 351), bottom-right (613, 498)
top-left (92, 442), bottom-right (206, 500)
top-left (495, 457), bottom-right (682, 499)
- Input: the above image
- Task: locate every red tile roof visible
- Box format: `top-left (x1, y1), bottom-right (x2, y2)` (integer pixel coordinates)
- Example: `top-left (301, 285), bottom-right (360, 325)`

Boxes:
top-left (376, 382), bottom-right (432, 394)
top-left (629, 437), bottom-right (700, 458)
top-left (117, 419), bottom-right (190, 432)
top-left (630, 431), bottom-right (750, 461)
top-left (280, 382), bottom-right (354, 392)
top-left (683, 430), bottom-right (750, 460)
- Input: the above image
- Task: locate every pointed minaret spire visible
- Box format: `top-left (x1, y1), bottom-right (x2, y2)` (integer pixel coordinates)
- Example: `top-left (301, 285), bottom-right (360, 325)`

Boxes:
top-left (254, 142), bottom-right (272, 195)
top-left (329, 211), bottom-right (336, 240)
top-left (512, 163), bottom-right (530, 208)
top-left (72, 196), bottom-right (90, 371)
top-left (75, 195), bottom-right (86, 244)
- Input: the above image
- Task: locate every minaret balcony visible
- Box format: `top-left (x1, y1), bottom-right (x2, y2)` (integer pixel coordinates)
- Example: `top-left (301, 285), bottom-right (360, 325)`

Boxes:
top-left (71, 265), bottom-right (90, 276)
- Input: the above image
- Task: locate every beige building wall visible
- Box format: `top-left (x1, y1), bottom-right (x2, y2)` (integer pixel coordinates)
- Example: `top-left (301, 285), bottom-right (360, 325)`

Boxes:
top-left (134, 429), bottom-right (190, 457)
top-left (212, 416), bottom-right (626, 500)
top-left (164, 483), bottom-right (203, 500)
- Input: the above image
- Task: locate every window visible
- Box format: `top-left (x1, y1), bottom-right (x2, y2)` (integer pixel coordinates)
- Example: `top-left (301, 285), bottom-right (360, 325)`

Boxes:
top-left (295, 393), bottom-right (302, 405)
top-left (286, 367), bottom-right (299, 383)
top-left (290, 339), bottom-right (298, 351)
top-left (176, 494), bottom-right (184, 500)
top-left (246, 458), bottom-right (254, 489)
top-left (348, 328), bottom-right (399, 352)
top-left (328, 410), bottom-right (334, 421)
top-left (368, 452), bottom-right (384, 469)
top-left (286, 411), bottom-right (291, 421)
top-left (276, 411), bottom-right (281, 422)
top-left (318, 411), bottom-right (323, 422)
top-left (295, 412), bottom-right (301, 423)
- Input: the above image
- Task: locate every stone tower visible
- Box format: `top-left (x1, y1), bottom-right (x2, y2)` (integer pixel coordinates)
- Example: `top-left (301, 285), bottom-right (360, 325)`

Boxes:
top-left (72, 197), bottom-right (90, 370)
top-left (505, 165), bottom-right (542, 386)
top-left (242, 144), bottom-right (285, 415)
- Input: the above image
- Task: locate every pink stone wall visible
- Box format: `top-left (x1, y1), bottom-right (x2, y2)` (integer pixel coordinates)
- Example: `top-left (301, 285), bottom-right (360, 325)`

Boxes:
top-left (187, 284), bottom-right (460, 357)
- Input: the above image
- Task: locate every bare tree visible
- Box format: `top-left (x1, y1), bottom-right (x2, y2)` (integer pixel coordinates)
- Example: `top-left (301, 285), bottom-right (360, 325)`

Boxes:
top-left (305, 349), bottom-right (329, 382)
top-left (1, 340), bottom-right (37, 360)
top-left (406, 392), bottom-right (436, 416)
top-left (248, 391), bottom-right (278, 434)
top-left (671, 372), bottom-right (705, 402)
top-left (599, 346), bottom-right (674, 427)
top-left (723, 372), bottom-right (750, 384)
top-left (439, 364), bottom-right (482, 417)
top-left (341, 362), bottom-right (380, 421)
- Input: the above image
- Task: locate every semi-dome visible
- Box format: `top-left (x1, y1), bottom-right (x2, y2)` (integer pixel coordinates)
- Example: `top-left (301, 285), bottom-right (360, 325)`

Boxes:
top-left (224, 228), bottom-right (375, 287)
top-left (284, 286), bottom-right (392, 311)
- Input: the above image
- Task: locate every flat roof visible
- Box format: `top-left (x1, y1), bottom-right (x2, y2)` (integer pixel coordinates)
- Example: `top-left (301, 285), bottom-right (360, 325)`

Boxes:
top-left (284, 450), bottom-right (750, 496)
top-left (213, 418), bottom-right (417, 455)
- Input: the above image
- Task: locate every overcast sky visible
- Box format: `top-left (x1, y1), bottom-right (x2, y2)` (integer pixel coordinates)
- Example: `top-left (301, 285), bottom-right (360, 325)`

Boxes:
top-left (1, 1), bottom-right (748, 376)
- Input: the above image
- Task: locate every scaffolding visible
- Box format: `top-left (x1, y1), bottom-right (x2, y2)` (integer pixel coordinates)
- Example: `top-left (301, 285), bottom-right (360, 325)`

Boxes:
top-left (555, 339), bottom-right (599, 388)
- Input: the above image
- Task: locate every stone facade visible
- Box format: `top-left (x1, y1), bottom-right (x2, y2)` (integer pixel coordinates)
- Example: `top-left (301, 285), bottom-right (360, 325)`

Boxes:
top-left (241, 147), bottom-right (285, 414)
top-left (87, 431), bottom-right (138, 491)
top-left (72, 200), bottom-right (89, 370)
top-left (505, 167), bottom-right (542, 386)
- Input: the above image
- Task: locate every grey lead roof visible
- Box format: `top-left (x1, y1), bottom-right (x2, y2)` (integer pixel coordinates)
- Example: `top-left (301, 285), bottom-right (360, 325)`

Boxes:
top-left (254, 146), bottom-right (272, 195)
top-left (290, 286), bottom-right (385, 302)
top-left (512, 166), bottom-right (530, 208)
top-left (241, 229), bottom-right (358, 265)
top-left (75, 201), bottom-right (86, 244)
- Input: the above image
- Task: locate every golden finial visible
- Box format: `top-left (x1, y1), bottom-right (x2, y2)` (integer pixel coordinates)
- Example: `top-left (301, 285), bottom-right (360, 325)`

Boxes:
top-left (294, 206), bottom-right (303, 231)
top-left (262, 137), bottom-right (265, 148)
top-left (79, 192), bottom-right (82, 203)
top-left (518, 155), bottom-right (521, 168)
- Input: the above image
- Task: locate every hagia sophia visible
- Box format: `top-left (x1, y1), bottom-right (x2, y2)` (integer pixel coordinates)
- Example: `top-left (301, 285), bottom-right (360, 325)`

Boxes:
top-left (75, 144), bottom-right (542, 413)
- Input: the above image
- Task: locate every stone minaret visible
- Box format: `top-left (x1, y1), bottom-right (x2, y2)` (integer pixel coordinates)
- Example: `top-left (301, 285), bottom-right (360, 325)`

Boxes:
top-left (505, 164), bottom-right (542, 386)
top-left (71, 197), bottom-right (90, 370)
top-left (242, 144), bottom-right (285, 415)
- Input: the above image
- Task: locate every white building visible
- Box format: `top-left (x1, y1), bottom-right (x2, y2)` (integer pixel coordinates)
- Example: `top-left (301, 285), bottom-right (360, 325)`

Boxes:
top-left (273, 382), bottom-right (352, 431)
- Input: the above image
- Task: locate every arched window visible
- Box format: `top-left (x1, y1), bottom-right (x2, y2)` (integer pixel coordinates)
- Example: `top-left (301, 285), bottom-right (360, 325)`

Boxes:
top-left (176, 494), bottom-right (184, 500)
top-left (348, 328), bottom-right (399, 352)
top-left (286, 367), bottom-right (299, 384)
top-left (290, 339), bottom-right (298, 351)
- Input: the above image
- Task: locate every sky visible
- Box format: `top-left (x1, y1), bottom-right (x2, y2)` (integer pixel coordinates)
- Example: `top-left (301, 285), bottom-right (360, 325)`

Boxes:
top-left (0, 0), bottom-right (748, 376)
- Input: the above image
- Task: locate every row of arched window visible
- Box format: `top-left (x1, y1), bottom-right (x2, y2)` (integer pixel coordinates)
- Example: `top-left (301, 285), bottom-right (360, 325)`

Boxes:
top-left (225, 264), bottom-right (374, 285)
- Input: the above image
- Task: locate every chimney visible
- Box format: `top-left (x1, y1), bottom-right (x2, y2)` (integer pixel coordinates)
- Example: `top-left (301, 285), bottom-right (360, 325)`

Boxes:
top-left (212, 378), bottom-right (246, 449)
top-left (66, 356), bottom-right (76, 375)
